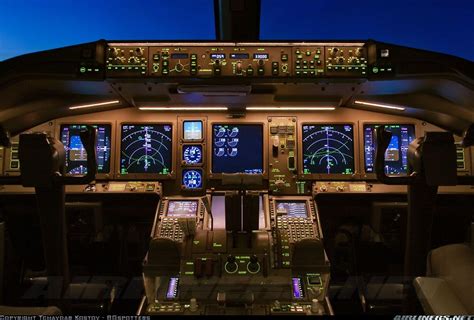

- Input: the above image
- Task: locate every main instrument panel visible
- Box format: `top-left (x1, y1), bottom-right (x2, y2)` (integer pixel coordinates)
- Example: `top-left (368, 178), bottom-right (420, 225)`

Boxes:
top-left (105, 43), bottom-right (368, 78)
top-left (1, 108), bottom-right (472, 196)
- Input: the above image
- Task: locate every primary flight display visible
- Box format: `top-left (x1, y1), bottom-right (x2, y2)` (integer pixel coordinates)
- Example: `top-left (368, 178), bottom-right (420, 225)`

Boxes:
top-left (363, 124), bottom-right (416, 175)
top-left (60, 124), bottom-right (112, 175)
top-left (120, 124), bottom-right (173, 174)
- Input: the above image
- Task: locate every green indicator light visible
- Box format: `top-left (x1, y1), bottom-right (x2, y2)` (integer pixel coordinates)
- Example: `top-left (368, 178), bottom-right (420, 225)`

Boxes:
top-left (80, 67), bottom-right (86, 73)
top-left (184, 272), bottom-right (194, 275)
top-left (372, 67), bottom-right (379, 73)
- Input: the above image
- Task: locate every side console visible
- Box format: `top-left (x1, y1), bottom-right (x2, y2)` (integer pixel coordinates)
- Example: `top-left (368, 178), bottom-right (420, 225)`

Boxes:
top-left (142, 194), bottom-right (331, 315)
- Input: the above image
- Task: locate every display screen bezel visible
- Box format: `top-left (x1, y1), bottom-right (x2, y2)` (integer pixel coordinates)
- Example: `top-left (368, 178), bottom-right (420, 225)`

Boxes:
top-left (116, 122), bottom-right (176, 180)
top-left (208, 122), bottom-right (267, 178)
top-left (360, 121), bottom-right (417, 179)
top-left (57, 121), bottom-right (115, 180)
top-left (298, 122), bottom-right (359, 180)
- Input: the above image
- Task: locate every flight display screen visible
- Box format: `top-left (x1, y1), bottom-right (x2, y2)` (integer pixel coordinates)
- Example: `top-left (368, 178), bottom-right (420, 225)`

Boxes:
top-left (120, 124), bottom-right (172, 174)
top-left (302, 124), bottom-right (355, 174)
top-left (60, 124), bottom-right (111, 175)
top-left (275, 201), bottom-right (308, 218)
top-left (182, 169), bottom-right (203, 189)
top-left (212, 124), bottom-right (263, 174)
top-left (364, 124), bottom-right (416, 175)
top-left (183, 121), bottom-right (203, 140)
top-left (167, 200), bottom-right (198, 218)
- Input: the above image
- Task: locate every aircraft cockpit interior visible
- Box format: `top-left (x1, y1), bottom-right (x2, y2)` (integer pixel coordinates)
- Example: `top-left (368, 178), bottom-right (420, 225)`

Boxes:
top-left (0, 0), bottom-right (473, 316)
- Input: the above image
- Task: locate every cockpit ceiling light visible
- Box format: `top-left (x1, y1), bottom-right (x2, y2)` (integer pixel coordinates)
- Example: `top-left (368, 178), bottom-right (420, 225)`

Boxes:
top-left (139, 106), bottom-right (228, 111)
top-left (353, 100), bottom-right (406, 111)
top-left (69, 100), bottom-right (121, 110)
top-left (246, 107), bottom-right (336, 111)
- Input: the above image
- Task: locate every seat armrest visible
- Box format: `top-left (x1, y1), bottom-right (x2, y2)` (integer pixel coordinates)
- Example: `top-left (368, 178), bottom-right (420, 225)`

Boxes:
top-left (414, 277), bottom-right (468, 315)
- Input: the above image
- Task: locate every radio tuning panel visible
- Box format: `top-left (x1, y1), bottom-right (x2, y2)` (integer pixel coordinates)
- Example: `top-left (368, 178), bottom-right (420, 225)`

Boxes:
top-left (105, 43), bottom-right (367, 78)
top-left (268, 116), bottom-right (301, 195)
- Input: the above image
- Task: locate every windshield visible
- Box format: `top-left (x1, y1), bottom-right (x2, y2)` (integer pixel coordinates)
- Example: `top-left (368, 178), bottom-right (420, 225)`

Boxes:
top-left (1, 0), bottom-right (473, 61)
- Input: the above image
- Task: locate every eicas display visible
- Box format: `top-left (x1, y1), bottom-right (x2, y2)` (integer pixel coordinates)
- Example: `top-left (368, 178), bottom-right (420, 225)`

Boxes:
top-left (302, 124), bottom-right (355, 174)
top-left (212, 124), bottom-right (263, 174)
top-left (120, 124), bottom-right (173, 174)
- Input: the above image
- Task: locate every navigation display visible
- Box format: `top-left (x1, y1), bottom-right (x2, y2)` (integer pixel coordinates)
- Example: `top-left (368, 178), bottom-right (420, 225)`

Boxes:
top-left (167, 200), bottom-right (198, 218)
top-left (120, 124), bottom-right (172, 174)
top-left (364, 124), bottom-right (416, 175)
top-left (212, 124), bottom-right (263, 174)
top-left (275, 201), bottom-right (308, 218)
top-left (302, 124), bottom-right (355, 174)
top-left (60, 124), bottom-right (111, 175)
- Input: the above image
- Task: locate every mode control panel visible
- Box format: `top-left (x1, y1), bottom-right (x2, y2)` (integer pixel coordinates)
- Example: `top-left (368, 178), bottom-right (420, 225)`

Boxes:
top-left (105, 43), bottom-right (367, 78)
top-left (146, 46), bottom-right (292, 78)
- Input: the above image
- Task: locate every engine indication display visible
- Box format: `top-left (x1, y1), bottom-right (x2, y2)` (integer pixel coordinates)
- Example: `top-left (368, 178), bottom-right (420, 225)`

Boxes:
top-left (364, 124), bottom-right (415, 175)
top-left (212, 124), bottom-right (263, 174)
top-left (302, 124), bottom-right (355, 175)
top-left (183, 145), bottom-right (202, 164)
top-left (182, 169), bottom-right (203, 189)
top-left (120, 124), bottom-right (172, 174)
top-left (60, 124), bottom-right (111, 175)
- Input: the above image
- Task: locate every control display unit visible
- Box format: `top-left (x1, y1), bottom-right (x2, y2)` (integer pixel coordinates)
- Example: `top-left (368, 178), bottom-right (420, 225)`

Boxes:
top-left (167, 200), bottom-right (198, 218)
top-left (182, 145), bottom-right (202, 164)
top-left (182, 169), bottom-right (203, 189)
top-left (60, 124), bottom-right (112, 174)
top-left (302, 124), bottom-right (355, 174)
top-left (120, 124), bottom-right (172, 174)
top-left (276, 201), bottom-right (308, 218)
top-left (212, 124), bottom-right (263, 174)
top-left (183, 121), bottom-right (203, 141)
top-left (363, 124), bottom-right (415, 175)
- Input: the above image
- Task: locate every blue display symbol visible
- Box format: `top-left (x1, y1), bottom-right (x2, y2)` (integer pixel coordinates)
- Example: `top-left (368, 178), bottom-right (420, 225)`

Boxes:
top-left (183, 145), bottom-right (202, 164)
top-left (183, 169), bottom-right (203, 189)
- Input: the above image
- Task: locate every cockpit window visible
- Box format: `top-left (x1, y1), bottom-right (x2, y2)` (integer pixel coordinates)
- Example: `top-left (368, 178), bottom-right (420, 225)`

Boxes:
top-left (259, 0), bottom-right (474, 61)
top-left (0, 0), bottom-right (216, 61)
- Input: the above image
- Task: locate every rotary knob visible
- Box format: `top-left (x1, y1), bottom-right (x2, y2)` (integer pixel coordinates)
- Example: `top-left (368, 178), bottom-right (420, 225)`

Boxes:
top-left (134, 47), bottom-right (144, 57)
top-left (225, 255), bottom-right (238, 274)
top-left (247, 255), bottom-right (260, 274)
top-left (129, 57), bottom-right (139, 64)
top-left (109, 47), bottom-right (121, 58)
top-left (337, 57), bottom-right (345, 64)
top-left (355, 48), bottom-right (363, 57)
top-left (236, 61), bottom-right (243, 74)
top-left (175, 63), bottom-right (184, 72)
top-left (329, 47), bottom-right (339, 57)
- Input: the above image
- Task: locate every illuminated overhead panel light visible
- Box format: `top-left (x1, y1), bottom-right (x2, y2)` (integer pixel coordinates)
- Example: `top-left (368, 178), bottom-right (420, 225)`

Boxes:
top-left (354, 100), bottom-right (405, 111)
top-left (139, 106), bottom-right (228, 111)
top-left (246, 106), bottom-right (336, 111)
top-left (69, 100), bottom-right (121, 110)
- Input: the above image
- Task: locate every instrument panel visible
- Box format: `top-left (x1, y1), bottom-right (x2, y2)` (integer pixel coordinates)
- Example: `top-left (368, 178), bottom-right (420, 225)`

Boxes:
top-left (106, 43), bottom-right (367, 78)
top-left (1, 108), bottom-right (472, 195)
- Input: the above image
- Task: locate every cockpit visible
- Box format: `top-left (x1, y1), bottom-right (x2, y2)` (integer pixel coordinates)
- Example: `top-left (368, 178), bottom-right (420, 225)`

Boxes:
top-left (0, 0), bottom-right (472, 316)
